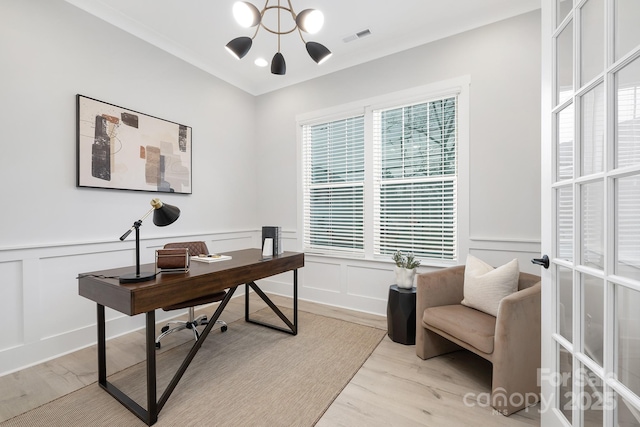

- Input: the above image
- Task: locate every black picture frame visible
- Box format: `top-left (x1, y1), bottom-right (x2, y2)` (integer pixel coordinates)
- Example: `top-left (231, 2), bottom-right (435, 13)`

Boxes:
top-left (76, 95), bottom-right (192, 194)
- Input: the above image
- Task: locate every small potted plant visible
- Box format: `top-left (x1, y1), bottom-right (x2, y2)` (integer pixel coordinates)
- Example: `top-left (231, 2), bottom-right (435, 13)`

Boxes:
top-left (392, 250), bottom-right (421, 289)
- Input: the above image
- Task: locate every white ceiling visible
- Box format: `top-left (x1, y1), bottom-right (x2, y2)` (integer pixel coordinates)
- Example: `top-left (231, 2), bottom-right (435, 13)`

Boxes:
top-left (64, 0), bottom-right (541, 96)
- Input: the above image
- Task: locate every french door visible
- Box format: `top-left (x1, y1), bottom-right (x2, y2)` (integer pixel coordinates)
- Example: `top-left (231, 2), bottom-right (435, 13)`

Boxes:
top-left (541, 0), bottom-right (640, 426)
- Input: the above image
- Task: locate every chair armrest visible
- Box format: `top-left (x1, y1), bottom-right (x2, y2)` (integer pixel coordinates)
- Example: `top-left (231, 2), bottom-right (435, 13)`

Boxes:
top-left (494, 282), bottom-right (541, 353)
top-left (416, 265), bottom-right (465, 315)
top-left (492, 281), bottom-right (542, 412)
top-left (415, 265), bottom-right (466, 359)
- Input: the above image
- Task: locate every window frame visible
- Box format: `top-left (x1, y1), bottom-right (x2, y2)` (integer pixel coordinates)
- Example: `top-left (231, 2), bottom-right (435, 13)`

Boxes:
top-left (302, 114), bottom-right (366, 255)
top-left (297, 77), bottom-right (470, 266)
top-left (372, 96), bottom-right (458, 261)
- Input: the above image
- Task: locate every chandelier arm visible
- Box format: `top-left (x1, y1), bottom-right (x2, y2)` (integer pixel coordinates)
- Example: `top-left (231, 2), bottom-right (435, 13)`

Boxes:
top-left (257, 0), bottom-right (268, 36)
top-left (251, 23), bottom-right (261, 39)
top-left (260, 24), bottom-right (297, 36)
top-left (260, 4), bottom-right (296, 35)
top-left (277, 0), bottom-right (281, 52)
top-left (286, 0), bottom-right (298, 21)
top-left (296, 27), bottom-right (307, 43)
top-left (262, 5), bottom-right (291, 13)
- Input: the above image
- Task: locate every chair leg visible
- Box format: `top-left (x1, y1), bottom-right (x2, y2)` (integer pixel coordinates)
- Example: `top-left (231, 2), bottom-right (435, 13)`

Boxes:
top-left (191, 323), bottom-right (200, 341)
top-left (416, 327), bottom-right (462, 360)
top-left (198, 314), bottom-right (228, 333)
top-left (193, 314), bottom-right (208, 326)
top-left (187, 307), bottom-right (196, 323)
top-left (155, 307), bottom-right (228, 349)
top-left (155, 322), bottom-right (189, 347)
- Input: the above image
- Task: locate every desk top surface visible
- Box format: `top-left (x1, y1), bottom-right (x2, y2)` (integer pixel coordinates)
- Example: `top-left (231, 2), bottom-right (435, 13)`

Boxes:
top-left (78, 248), bottom-right (304, 315)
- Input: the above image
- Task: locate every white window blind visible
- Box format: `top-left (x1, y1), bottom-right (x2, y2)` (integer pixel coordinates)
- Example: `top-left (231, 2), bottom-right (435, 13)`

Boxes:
top-left (302, 116), bottom-right (365, 254)
top-left (373, 96), bottom-right (458, 260)
top-left (301, 85), bottom-right (463, 262)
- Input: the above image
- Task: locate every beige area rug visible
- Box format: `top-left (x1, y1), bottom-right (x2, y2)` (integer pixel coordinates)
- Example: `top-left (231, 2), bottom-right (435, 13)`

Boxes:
top-left (2, 309), bottom-right (385, 427)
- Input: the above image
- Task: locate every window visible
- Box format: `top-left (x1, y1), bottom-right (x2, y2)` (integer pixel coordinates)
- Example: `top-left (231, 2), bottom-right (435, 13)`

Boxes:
top-left (373, 98), bottom-right (457, 260)
top-left (301, 83), bottom-right (464, 263)
top-left (302, 116), bottom-right (365, 253)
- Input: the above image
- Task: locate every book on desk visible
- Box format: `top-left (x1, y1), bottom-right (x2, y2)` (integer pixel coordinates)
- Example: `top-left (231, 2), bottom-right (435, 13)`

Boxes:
top-left (261, 226), bottom-right (283, 257)
top-left (191, 254), bottom-right (232, 263)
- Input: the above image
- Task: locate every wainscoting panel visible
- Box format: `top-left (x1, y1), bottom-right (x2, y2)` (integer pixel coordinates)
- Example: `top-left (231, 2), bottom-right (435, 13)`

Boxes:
top-left (0, 231), bottom-right (541, 375)
top-left (346, 264), bottom-right (394, 298)
top-left (0, 260), bottom-right (23, 351)
top-left (260, 238), bottom-right (541, 318)
top-left (301, 260), bottom-right (342, 293)
top-left (260, 257), bottom-right (396, 316)
top-left (0, 231), bottom-right (260, 376)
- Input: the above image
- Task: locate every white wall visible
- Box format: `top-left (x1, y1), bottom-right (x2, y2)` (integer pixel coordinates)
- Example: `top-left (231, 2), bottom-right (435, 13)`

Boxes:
top-left (0, 1), bottom-right (543, 374)
top-left (1, 0), bottom-right (258, 248)
top-left (254, 10), bottom-right (542, 314)
top-left (0, 0), bottom-right (259, 375)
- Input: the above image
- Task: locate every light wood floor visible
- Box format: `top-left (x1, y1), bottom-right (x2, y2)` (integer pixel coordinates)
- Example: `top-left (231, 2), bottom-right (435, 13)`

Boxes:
top-left (0, 294), bottom-right (540, 426)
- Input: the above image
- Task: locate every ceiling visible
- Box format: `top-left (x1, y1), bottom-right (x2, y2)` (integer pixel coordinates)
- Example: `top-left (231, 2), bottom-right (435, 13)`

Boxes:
top-left (64, 0), bottom-right (541, 96)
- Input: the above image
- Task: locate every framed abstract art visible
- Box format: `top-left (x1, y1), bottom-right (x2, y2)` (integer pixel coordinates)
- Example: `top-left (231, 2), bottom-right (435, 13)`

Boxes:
top-left (76, 95), bottom-right (192, 194)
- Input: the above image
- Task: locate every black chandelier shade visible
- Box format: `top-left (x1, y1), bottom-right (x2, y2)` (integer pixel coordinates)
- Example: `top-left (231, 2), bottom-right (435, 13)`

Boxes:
top-left (226, 0), bottom-right (331, 75)
top-left (305, 41), bottom-right (332, 65)
top-left (226, 36), bottom-right (253, 60)
top-left (271, 52), bottom-right (286, 75)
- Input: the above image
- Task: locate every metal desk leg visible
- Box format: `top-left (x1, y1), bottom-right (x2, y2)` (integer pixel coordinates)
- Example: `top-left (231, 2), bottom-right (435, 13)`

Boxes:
top-left (294, 269), bottom-right (298, 332)
top-left (96, 304), bottom-right (158, 425)
top-left (245, 268), bottom-right (298, 335)
top-left (146, 311), bottom-right (157, 424)
top-left (95, 290), bottom-right (237, 426)
top-left (97, 304), bottom-right (106, 385)
top-left (157, 287), bottom-right (236, 412)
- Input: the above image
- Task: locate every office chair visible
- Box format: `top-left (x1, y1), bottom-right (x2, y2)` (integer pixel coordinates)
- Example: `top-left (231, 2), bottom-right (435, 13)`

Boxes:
top-left (155, 241), bottom-right (228, 349)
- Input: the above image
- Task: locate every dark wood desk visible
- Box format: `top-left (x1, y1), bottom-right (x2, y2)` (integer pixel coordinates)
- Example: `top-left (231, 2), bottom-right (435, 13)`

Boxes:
top-left (78, 249), bottom-right (304, 425)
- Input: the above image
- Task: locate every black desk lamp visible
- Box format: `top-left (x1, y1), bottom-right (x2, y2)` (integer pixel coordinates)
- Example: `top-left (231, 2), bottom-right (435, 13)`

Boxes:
top-left (119, 198), bottom-right (180, 283)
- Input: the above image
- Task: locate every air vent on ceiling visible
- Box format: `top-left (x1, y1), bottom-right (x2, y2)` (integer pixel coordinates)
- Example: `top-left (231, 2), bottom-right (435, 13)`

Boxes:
top-left (343, 29), bottom-right (372, 43)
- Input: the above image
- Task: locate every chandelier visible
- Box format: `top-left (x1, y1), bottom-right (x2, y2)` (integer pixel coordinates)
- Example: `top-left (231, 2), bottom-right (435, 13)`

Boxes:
top-left (225, 0), bottom-right (332, 75)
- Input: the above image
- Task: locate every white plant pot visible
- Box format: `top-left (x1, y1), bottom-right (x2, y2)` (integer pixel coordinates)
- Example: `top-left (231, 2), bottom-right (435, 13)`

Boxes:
top-left (394, 266), bottom-right (416, 289)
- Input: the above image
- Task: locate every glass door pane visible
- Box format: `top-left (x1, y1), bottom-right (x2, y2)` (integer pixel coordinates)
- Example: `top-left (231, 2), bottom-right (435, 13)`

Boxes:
top-left (582, 181), bottom-right (605, 269)
top-left (615, 0), bottom-right (640, 61)
top-left (581, 0), bottom-right (605, 85)
top-left (559, 265), bottom-right (574, 341)
top-left (557, 21), bottom-right (575, 105)
top-left (558, 0), bottom-right (573, 26)
top-left (558, 186), bottom-right (574, 261)
top-left (581, 83), bottom-right (605, 175)
top-left (615, 393), bottom-right (640, 426)
top-left (558, 104), bottom-right (575, 180)
top-left (616, 56), bottom-right (640, 168)
top-left (616, 174), bottom-right (640, 281)
top-left (580, 366), bottom-right (605, 426)
top-left (582, 273), bottom-right (604, 365)
top-left (559, 344), bottom-right (574, 423)
top-left (617, 285), bottom-right (640, 397)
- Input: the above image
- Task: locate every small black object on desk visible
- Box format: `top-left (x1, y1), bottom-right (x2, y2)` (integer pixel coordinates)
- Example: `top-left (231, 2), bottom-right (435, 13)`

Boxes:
top-left (387, 285), bottom-right (416, 345)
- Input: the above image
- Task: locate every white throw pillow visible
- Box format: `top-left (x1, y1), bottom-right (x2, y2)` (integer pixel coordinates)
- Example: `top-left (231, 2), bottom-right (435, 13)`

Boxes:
top-left (461, 255), bottom-right (519, 317)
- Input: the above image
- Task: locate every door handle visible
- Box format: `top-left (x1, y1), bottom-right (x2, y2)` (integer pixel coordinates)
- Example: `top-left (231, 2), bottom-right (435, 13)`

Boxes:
top-left (531, 255), bottom-right (550, 269)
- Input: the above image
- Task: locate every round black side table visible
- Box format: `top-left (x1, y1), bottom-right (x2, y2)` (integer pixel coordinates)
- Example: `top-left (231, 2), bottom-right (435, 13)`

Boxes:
top-left (386, 285), bottom-right (416, 345)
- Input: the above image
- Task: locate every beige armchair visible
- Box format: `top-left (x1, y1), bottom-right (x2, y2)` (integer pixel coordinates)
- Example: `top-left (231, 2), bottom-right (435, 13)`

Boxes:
top-left (415, 265), bottom-right (541, 415)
